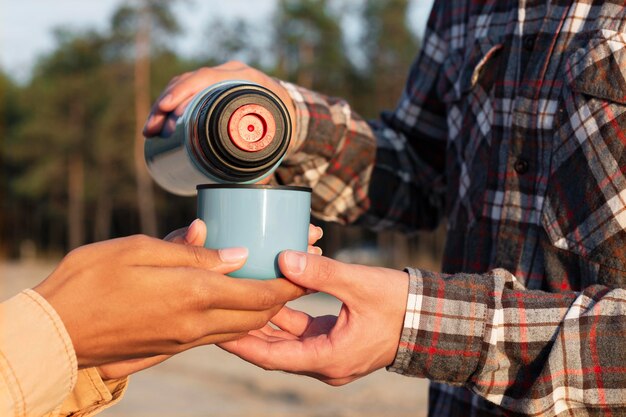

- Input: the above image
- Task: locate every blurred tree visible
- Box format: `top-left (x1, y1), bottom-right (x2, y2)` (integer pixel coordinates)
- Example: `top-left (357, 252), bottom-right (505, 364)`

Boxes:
top-left (358, 0), bottom-right (426, 268)
top-left (359, 0), bottom-right (419, 116)
top-left (7, 30), bottom-right (109, 250)
top-left (108, 0), bottom-right (182, 237)
top-left (0, 71), bottom-right (22, 257)
top-left (200, 18), bottom-right (261, 67)
top-left (0, 0), bottom-right (443, 269)
top-left (110, 0), bottom-right (181, 45)
top-left (3, 2), bottom-right (192, 253)
top-left (273, 0), bottom-right (353, 97)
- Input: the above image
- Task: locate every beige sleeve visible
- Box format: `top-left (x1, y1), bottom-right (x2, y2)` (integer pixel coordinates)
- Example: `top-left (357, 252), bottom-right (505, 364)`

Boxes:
top-left (0, 289), bottom-right (127, 417)
top-left (53, 368), bottom-right (128, 417)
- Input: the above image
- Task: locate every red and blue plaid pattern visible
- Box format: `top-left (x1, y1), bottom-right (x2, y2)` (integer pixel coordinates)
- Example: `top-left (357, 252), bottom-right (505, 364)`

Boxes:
top-left (275, 1), bottom-right (626, 416)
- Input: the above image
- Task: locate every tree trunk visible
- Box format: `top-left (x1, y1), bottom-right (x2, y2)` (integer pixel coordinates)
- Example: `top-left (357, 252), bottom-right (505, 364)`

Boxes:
top-left (296, 41), bottom-right (314, 89)
top-left (67, 153), bottom-right (85, 250)
top-left (134, 2), bottom-right (158, 237)
top-left (0, 125), bottom-right (5, 257)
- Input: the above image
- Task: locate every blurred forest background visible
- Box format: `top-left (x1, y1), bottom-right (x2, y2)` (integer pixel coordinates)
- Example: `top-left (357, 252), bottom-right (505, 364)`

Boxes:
top-left (0, 0), bottom-right (443, 270)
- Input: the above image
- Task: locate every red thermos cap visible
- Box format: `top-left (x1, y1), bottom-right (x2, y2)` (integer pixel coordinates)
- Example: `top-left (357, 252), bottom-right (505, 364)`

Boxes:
top-left (227, 104), bottom-right (276, 152)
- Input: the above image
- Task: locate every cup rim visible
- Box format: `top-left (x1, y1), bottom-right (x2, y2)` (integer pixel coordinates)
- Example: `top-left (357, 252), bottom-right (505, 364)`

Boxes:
top-left (196, 184), bottom-right (312, 192)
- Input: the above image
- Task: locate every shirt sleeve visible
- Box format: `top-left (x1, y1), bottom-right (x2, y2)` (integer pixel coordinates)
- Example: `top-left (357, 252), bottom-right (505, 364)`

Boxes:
top-left (53, 368), bottom-right (128, 417)
top-left (0, 289), bottom-right (127, 417)
top-left (275, 1), bottom-right (450, 232)
top-left (388, 268), bottom-right (626, 415)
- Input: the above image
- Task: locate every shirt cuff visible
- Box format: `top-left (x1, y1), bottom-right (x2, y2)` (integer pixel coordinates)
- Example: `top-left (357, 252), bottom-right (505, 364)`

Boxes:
top-left (57, 368), bottom-right (128, 417)
top-left (387, 268), bottom-right (488, 384)
top-left (0, 289), bottom-right (78, 416)
top-left (277, 80), bottom-right (310, 156)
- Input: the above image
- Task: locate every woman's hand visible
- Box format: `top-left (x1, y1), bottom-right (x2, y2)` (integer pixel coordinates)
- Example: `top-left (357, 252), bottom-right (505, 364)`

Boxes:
top-left (33, 219), bottom-right (323, 380)
top-left (81, 219), bottom-right (322, 380)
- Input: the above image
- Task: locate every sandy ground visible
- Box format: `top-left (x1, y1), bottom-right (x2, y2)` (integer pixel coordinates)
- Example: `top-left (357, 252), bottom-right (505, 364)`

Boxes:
top-left (1, 260), bottom-right (428, 417)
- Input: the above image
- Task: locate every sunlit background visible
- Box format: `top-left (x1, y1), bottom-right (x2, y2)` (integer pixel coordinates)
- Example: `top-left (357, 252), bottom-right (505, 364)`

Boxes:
top-left (1, 1), bottom-right (438, 416)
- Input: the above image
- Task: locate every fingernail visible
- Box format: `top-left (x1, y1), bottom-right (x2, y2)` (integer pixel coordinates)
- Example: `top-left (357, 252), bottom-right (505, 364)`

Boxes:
top-left (313, 246), bottom-right (323, 256)
top-left (160, 94), bottom-right (173, 106)
top-left (184, 219), bottom-right (200, 244)
top-left (143, 118), bottom-right (153, 135)
top-left (315, 226), bottom-right (323, 239)
top-left (283, 250), bottom-right (306, 275)
top-left (218, 247), bottom-right (248, 263)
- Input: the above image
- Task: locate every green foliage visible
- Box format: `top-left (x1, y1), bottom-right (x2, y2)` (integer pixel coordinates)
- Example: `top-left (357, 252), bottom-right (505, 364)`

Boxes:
top-left (10, 31), bottom-right (108, 197)
top-left (358, 0), bottom-right (419, 116)
top-left (0, 71), bottom-right (21, 256)
top-left (110, 0), bottom-right (181, 49)
top-left (199, 18), bottom-right (259, 66)
top-left (273, 0), bottom-right (353, 96)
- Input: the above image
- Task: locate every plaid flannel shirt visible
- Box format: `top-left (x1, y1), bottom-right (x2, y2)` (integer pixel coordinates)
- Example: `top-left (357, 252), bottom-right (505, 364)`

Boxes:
top-left (275, 1), bottom-right (626, 416)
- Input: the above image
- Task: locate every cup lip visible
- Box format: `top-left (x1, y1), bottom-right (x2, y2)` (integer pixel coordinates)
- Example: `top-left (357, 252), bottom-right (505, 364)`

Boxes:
top-left (196, 184), bottom-right (312, 193)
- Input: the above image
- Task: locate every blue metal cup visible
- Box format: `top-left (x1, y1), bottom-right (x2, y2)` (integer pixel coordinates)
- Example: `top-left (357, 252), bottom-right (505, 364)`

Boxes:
top-left (197, 184), bottom-right (312, 279)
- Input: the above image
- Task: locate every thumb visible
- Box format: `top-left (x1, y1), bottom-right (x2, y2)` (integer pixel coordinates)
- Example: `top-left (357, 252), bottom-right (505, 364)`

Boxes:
top-left (278, 251), bottom-right (358, 303)
top-left (184, 219), bottom-right (207, 246)
top-left (163, 219), bottom-right (207, 246)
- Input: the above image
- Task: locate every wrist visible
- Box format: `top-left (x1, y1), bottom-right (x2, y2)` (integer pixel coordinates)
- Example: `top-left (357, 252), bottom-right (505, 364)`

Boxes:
top-left (276, 80), bottom-right (309, 156)
top-left (33, 274), bottom-right (87, 367)
top-left (387, 268), bottom-right (488, 383)
top-left (383, 268), bottom-right (411, 367)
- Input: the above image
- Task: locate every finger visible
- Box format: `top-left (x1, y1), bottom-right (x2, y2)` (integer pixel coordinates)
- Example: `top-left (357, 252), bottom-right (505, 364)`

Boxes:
top-left (122, 235), bottom-right (247, 270)
top-left (247, 325), bottom-right (299, 342)
top-left (160, 96), bottom-right (193, 137)
top-left (246, 328), bottom-right (276, 342)
top-left (184, 219), bottom-right (206, 246)
top-left (159, 95), bottom-right (194, 137)
top-left (307, 245), bottom-right (322, 255)
top-left (170, 331), bottom-right (247, 354)
top-left (158, 74), bottom-right (209, 113)
top-left (198, 308), bottom-right (279, 335)
top-left (162, 112), bottom-right (179, 137)
top-left (308, 225), bottom-right (323, 245)
top-left (143, 74), bottom-right (196, 136)
top-left (163, 270), bottom-right (305, 311)
top-left (143, 111), bottom-right (168, 136)
top-left (220, 334), bottom-right (330, 373)
top-left (173, 95), bottom-right (194, 118)
top-left (278, 251), bottom-right (368, 303)
top-left (247, 324), bottom-right (275, 340)
top-left (164, 227), bottom-right (187, 244)
top-left (144, 83), bottom-right (184, 135)
top-left (269, 306), bottom-right (314, 337)
top-left (163, 219), bottom-right (206, 246)
top-left (249, 331), bottom-right (299, 343)
top-left (155, 72), bottom-right (195, 112)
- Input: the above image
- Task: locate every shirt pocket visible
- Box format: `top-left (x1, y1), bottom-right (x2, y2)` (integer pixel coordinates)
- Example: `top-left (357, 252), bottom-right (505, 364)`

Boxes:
top-left (440, 37), bottom-right (503, 104)
top-left (542, 30), bottom-right (626, 274)
top-left (439, 37), bottom-right (503, 226)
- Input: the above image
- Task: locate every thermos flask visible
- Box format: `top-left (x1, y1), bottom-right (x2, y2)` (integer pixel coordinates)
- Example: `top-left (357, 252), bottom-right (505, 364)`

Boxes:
top-left (144, 81), bottom-right (291, 195)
